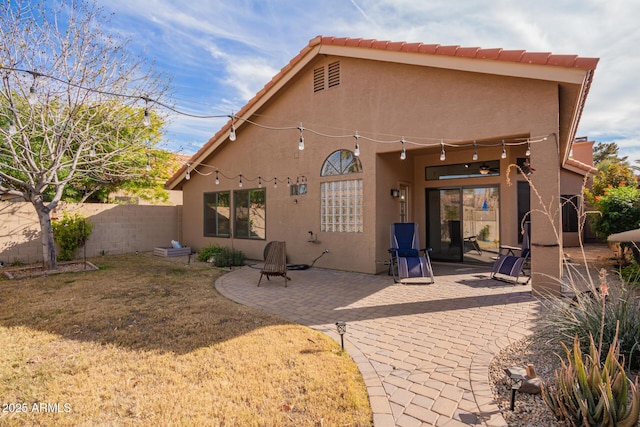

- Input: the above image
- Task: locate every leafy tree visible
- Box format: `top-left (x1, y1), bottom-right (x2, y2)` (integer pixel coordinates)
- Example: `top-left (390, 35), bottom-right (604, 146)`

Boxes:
top-left (589, 185), bottom-right (640, 239)
top-left (0, 0), bottom-right (169, 269)
top-left (584, 159), bottom-right (638, 205)
top-left (592, 141), bottom-right (628, 165)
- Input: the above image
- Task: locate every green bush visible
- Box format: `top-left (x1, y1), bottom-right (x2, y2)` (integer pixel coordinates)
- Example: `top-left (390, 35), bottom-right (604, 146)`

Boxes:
top-left (537, 270), bottom-right (640, 371)
top-left (212, 247), bottom-right (245, 268)
top-left (197, 244), bottom-right (224, 262)
top-left (620, 263), bottom-right (640, 287)
top-left (589, 185), bottom-right (640, 240)
top-left (52, 212), bottom-right (93, 261)
top-left (541, 332), bottom-right (640, 426)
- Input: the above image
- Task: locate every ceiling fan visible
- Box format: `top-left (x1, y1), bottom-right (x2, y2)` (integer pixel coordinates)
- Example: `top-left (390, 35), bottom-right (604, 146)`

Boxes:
top-left (476, 163), bottom-right (499, 175)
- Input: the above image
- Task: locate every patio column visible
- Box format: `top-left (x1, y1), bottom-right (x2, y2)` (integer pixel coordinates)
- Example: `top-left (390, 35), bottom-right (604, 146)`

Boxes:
top-left (529, 133), bottom-right (563, 296)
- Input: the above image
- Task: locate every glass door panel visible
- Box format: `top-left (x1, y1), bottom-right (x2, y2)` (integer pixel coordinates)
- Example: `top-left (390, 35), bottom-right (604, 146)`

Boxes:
top-left (426, 188), bottom-right (462, 262)
top-left (462, 187), bottom-right (500, 263)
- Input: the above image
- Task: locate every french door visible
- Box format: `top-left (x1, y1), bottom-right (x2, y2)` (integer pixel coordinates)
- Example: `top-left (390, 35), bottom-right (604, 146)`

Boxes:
top-left (426, 186), bottom-right (500, 262)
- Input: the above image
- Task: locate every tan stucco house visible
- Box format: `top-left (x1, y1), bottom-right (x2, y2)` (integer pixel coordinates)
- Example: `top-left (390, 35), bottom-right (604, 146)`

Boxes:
top-left (166, 36), bottom-right (599, 295)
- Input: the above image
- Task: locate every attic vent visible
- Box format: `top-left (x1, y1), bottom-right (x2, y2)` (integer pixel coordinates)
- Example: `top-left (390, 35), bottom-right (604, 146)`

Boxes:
top-left (327, 61), bottom-right (340, 88)
top-left (313, 66), bottom-right (325, 92)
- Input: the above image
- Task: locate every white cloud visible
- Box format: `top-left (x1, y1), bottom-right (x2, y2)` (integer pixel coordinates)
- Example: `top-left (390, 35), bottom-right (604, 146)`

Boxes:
top-left (94, 0), bottom-right (640, 160)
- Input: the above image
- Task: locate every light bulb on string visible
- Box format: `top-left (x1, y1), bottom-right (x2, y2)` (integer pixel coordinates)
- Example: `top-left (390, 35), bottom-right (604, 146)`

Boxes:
top-left (525, 142), bottom-right (531, 157)
top-left (215, 171), bottom-right (220, 185)
top-left (258, 176), bottom-right (262, 188)
top-left (27, 72), bottom-right (39, 105)
top-left (472, 141), bottom-right (478, 161)
top-left (287, 177), bottom-right (291, 187)
top-left (298, 123), bottom-right (304, 151)
top-left (229, 113), bottom-right (236, 141)
top-left (274, 177), bottom-right (278, 189)
top-left (28, 86), bottom-right (38, 105)
top-left (501, 140), bottom-right (507, 159)
top-left (354, 131), bottom-right (360, 156)
top-left (400, 138), bottom-right (406, 160)
top-left (440, 140), bottom-right (446, 161)
top-left (238, 174), bottom-right (243, 188)
top-left (185, 164), bottom-right (191, 181)
top-left (143, 108), bottom-right (151, 127)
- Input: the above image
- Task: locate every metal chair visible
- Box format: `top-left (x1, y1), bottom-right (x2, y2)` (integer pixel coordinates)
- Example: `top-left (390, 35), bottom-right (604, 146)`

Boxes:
top-left (490, 222), bottom-right (530, 284)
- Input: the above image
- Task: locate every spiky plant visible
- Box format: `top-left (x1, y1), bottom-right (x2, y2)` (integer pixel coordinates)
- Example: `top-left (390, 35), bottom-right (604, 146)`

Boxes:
top-left (541, 331), bottom-right (640, 426)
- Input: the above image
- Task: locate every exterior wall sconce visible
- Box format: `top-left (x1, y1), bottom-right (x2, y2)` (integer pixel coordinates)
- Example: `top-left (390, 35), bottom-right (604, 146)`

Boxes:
top-left (504, 367), bottom-right (526, 411)
top-left (335, 321), bottom-right (347, 350)
top-left (390, 189), bottom-right (400, 198)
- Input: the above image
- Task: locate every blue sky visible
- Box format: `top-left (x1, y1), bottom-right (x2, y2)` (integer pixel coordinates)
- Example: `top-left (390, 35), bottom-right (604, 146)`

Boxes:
top-left (95, 0), bottom-right (640, 164)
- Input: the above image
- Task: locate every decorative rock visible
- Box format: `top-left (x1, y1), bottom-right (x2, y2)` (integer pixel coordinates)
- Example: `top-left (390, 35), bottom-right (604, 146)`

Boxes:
top-left (519, 377), bottom-right (541, 394)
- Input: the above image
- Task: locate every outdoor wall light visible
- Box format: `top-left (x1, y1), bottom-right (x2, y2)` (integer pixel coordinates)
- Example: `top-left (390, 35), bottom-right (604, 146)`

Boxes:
top-left (504, 367), bottom-right (526, 411)
top-left (390, 189), bottom-right (400, 198)
top-left (335, 321), bottom-right (347, 350)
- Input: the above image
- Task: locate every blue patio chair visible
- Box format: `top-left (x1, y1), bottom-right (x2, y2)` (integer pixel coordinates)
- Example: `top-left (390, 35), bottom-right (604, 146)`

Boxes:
top-left (389, 223), bottom-right (434, 284)
top-left (490, 222), bottom-right (530, 284)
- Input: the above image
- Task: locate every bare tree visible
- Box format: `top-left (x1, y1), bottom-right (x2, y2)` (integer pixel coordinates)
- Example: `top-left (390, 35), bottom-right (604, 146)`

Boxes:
top-left (0, 0), bottom-right (169, 269)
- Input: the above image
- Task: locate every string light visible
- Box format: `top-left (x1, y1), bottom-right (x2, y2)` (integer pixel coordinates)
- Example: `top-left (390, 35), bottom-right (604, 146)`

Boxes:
top-left (501, 140), bottom-right (507, 159)
top-left (185, 164), bottom-right (190, 180)
top-left (258, 176), bottom-right (262, 188)
top-left (238, 174), bottom-right (243, 188)
top-left (298, 123), bottom-right (304, 150)
top-left (525, 142), bottom-right (531, 157)
top-left (472, 141), bottom-right (478, 161)
top-left (287, 177), bottom-right (291, 187)
top-left (28, 86), bottom-right (38, 105)
top-left (27, 71), bottom-right (40, 105)
top-left (143, 108), bottom-right (151, 127)
top-left (400, 138), bottom-right (406, 160)
top-left (273, 177), bottom-right (277, 188)
top-left (229, 113), bottom-right (236, 141)
top-left (0, 65), bottom-right (553, 162)
top-left (215, 170), bottom-right (220, 185)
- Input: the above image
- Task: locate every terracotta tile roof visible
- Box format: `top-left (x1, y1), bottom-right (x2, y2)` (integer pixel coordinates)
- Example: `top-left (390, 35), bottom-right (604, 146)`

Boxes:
top-left (167, 36), bottom-right (598, 188)
top-left (313, 36), bottom-right (599, 70)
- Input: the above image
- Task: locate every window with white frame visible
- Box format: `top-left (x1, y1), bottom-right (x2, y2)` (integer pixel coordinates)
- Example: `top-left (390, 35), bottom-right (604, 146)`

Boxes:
top-left (320, 150), bottom-right (363, 233)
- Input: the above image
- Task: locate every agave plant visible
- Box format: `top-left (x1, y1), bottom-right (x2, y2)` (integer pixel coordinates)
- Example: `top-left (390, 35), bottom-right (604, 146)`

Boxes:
top-left (541, 332), bottom-right (640, 426)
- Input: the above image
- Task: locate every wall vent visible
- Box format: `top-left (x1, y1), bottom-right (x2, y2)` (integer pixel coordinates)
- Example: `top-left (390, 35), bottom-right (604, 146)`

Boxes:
top-left (313, 66), bottom-right (325, 92)
top-left (327, 61), bottom-right (340, 88)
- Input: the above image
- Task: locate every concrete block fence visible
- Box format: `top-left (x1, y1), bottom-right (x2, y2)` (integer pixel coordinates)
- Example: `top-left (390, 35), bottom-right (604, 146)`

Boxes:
top-left (0, 201), bottom-right (183, 265)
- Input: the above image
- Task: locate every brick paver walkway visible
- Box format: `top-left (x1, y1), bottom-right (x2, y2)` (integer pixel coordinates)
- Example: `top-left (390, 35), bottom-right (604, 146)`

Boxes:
top-left (216, 263), bottom-right (540, 426)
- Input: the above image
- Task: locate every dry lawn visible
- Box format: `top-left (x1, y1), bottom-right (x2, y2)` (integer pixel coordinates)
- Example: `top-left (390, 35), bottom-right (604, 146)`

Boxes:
top-left (0, 254), bottom-right (372, 426)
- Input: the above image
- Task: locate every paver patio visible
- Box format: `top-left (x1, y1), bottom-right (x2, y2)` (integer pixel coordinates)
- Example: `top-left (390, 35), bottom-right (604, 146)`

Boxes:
top-left (215, 262), bottom-right (541, 426)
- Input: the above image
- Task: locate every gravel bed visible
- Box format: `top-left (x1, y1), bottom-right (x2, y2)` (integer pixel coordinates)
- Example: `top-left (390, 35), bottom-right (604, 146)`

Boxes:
top-left (490, 337), bottom-right (640, 427)
top-left (489, 337), bottom-right (563, 426)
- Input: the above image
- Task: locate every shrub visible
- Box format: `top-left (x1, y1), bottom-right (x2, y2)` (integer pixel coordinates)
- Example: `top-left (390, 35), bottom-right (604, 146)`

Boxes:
top-left (197, 244), bottom-right (224, 263)
top-left (541, 332), bottom-right (640, 426)
top-left (212, 247), bottom-right (245, 268)
top-left (52, 212), bottom-right (93, 261)
top-left (537, 270), bottom-right (640, 371)
top-left (589, 185), bottom-right (640, 240)
top-left (620, 263), bottom-right (640, 288)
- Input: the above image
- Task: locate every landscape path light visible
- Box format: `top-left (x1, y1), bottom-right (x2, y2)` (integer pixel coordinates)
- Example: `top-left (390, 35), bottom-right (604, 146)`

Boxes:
top-left (504, 367), bottom-right (526, 411)
top-left (335, 321), bottom-right (346, 350)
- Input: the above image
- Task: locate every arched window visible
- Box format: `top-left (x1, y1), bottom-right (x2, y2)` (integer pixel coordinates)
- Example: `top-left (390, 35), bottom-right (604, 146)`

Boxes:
top-left (321, 150), bottom-right (362, 176)
top-left (320, 150), bottom-right (363, 233)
